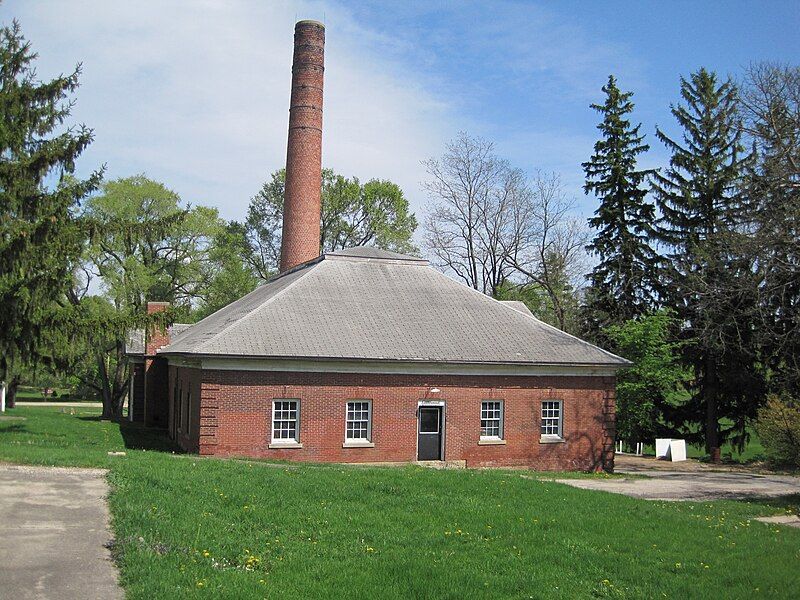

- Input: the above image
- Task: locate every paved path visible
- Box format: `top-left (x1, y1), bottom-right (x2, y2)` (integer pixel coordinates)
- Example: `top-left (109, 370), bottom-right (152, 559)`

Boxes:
top-left (557, 470), bottom-right (800, 501)
top-left (0, 465), bottom-right (122, 599)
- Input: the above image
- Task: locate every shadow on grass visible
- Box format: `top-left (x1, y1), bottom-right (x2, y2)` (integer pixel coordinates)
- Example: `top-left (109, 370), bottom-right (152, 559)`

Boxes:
top-left (733, 494), bottom-right (800, 513)
top-left (119, 421), bottom-right (181, 453)
top-left (0, 424), bottom-right (27, 434)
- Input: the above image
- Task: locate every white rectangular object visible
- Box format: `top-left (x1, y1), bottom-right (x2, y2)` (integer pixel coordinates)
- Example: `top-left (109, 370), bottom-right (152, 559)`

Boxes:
top-left (655, 438), bottom-right (673, 459)
top-left (669, 439), bottom-right (687, 462)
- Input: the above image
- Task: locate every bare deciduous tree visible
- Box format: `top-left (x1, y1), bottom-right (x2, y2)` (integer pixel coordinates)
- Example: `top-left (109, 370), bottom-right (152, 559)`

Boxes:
top-left (740, 63), bottom-right (800, 395)
top-left (423, 133), bottom-right (526, 296)
top-left (506, 171), bottom-right (590, 331)
top-left (423, 133), bottom-right (588, 330)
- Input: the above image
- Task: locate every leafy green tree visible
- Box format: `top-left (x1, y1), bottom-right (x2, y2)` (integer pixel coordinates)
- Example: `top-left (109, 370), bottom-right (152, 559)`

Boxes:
top-left (607, 311), bottom-right (689, 447)
top-left (84, 175), bottom-right (223, 311)
top-left (582, 76), bottom-right (658, 340)
top-left (652, 68), bottom-right (763, 452)
top-left (0, 20), bottom-right (101, 384)
top-left (194, 222), bottom-right (259, 319)
top-left (242, 168), bottom-right (417, 279)
top-left (50, 175), bottom-right (220, 418)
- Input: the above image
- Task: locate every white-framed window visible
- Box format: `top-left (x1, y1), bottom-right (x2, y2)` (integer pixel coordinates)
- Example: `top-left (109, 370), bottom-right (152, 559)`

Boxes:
top-left (345, 400), bottom-right (372, 441)
top-left (480, 400), bottom-right (503, 439)
top-left (272, 399), bottom-right (300, 443)
top-left (541, 400), bottom-right (563, 438)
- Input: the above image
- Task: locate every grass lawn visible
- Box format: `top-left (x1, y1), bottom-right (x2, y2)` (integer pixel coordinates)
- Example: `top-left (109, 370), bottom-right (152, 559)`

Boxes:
top-left (1, 407), bottom-right (798, 599)
top-left (638, 432), bottom-right (767, 464)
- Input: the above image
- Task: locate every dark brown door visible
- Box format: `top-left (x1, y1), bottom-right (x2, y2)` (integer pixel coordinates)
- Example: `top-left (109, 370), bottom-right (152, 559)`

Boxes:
top-left (418, 406), bottom-right (442, 460)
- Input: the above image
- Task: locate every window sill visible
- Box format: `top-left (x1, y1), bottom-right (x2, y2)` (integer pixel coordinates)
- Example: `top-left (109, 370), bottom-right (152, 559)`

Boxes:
top-left (342, 440), bottom-right (375, 448)
top-left (268, 442), bottom-right (303, 449)
top-left (478, 438), bottom-right (507, 446)
top-left (539, 436), bottom-right (565, 444)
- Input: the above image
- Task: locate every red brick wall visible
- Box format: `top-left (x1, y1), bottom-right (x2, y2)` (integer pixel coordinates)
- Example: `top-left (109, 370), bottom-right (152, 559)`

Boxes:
top-left (144, 302), bottom-right (171, 428)
top-left (144, 358), bottom-right (169, 428)
top-left (195, 370), bottom-right (616, 472)
top-left (169, 366), bottom-right (202, 453)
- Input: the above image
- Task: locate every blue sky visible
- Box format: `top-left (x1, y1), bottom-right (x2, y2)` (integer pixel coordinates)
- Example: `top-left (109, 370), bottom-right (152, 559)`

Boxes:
top-left (5, 0), bottom-right (800, 226)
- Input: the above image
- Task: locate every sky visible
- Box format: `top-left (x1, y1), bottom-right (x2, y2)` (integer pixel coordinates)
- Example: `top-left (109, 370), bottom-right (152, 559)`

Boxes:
top-left (5, 0), bottom-right (800, 229)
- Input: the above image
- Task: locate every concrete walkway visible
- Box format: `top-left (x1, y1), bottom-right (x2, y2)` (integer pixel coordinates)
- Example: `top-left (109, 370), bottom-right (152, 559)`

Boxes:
top-left (0, 465), bottom-right (122, 599)
top-left (556, 469), bottom-right (800, 502)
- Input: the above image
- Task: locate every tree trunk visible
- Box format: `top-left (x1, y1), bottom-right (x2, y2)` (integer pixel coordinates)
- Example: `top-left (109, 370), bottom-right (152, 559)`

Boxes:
top-left (6, 375), bottom-right (20, 409)
top-left (705, 355), bottom-right (720, 454)
top-left (98, 354), bottom-right (114, 420)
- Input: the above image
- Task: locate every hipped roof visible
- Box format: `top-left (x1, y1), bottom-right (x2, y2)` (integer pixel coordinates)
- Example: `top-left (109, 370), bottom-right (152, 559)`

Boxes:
top-left (160, 248), bottom-right (628, 368)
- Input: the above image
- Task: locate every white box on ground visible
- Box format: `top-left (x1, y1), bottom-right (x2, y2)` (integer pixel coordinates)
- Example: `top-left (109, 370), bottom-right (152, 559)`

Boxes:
top-left (655, 438), bottom-right (672, 458)
top-left (668, 439), bottom-right (687, 462)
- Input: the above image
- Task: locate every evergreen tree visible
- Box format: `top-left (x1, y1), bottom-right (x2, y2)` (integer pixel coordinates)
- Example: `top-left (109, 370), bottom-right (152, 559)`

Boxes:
top-left (652, 68), bottom-right (763, 453)
top-left (0, 20), bottom-right (101, 381)
top-left (582, 75), bottom-right (658, 340)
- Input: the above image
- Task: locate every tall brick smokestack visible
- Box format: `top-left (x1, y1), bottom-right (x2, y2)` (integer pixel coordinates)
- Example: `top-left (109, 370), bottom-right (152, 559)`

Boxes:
top-left (280, 20), bottom-right (325, 272)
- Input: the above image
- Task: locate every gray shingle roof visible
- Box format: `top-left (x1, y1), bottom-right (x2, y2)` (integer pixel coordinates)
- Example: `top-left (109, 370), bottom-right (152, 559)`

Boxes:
top-left (125, 329), bottom-right (145, 355)
top-left (499, 301), bottom-right (535, 318)
top-left (161, 248), bottom-right (628, 367)
top-left (125, 324), bottom-right (194, 356)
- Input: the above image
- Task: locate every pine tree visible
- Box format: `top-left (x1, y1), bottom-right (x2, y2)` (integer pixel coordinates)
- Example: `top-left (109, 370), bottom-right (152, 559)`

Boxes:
top-left (652, 68), bottom-right (762, 453)
top-left (582, 75), bottom-right (658, 340)
top-left (0, 20), bottom-right (101, 381)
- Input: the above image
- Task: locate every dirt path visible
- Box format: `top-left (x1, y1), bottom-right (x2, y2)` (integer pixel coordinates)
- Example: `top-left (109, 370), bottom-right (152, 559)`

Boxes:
top-left (0, 464), bottom-right (122, 599)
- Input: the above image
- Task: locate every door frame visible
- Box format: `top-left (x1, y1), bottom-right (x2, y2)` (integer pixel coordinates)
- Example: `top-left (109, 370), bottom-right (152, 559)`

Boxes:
top-left (416, 400), bottom-right (446, 461)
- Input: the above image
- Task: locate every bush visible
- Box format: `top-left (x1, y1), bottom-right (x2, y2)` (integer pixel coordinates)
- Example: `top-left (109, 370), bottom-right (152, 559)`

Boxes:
top-left (755, 394), bottom-right (800, 467)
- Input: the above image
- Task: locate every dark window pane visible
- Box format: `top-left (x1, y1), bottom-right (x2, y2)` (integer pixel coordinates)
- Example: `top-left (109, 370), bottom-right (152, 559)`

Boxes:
top-left (420, 408), bottom-right (439, 433)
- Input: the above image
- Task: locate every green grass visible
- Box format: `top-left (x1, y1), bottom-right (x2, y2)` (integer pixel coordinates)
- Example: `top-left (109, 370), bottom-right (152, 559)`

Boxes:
top-left (638, 428), bottom-right (767, 464)
top-left (15, 385), bottom-right (97, 402)
top-left (1, 407), bottom-right (798, 599)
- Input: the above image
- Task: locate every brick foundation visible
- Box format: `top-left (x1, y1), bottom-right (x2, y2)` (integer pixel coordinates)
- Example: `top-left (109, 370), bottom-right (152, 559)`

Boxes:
top-left (168, 368), bottom-right (615, 472)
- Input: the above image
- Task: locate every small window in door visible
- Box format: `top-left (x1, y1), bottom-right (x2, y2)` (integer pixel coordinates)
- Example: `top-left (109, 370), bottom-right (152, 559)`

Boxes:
top-left (419, 407), bottom-right (440, 433)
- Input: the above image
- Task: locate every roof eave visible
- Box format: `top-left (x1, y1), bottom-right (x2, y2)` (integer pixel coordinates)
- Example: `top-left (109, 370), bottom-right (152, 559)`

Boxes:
top-left (158, 351), bottom-right (630, 370)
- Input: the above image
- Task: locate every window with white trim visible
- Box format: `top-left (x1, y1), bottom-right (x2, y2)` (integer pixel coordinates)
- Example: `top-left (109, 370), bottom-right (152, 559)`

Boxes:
top-left (480, 400), bottom-right (503, 439)
top-left (272, 400), bottom-right (300, 443)
top-left (541, 400), bottom-right (563, 437)
top-left (345, 400), bottom-right (372, 441)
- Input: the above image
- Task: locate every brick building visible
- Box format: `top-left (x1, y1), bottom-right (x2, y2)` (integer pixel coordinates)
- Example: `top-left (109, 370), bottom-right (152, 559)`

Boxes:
top-left (126, 20), bottom-right (629, 471)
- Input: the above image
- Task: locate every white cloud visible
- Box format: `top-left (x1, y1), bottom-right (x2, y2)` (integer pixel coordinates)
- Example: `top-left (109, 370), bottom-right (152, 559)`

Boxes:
top-left (6, 0), bottom-right (452, 220)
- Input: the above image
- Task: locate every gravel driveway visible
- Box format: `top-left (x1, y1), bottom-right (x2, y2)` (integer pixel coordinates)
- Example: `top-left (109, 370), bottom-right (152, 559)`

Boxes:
top-left (557, 468), bottom-right (800, 502)
top-left (0, 464), bottom-right (122, 599)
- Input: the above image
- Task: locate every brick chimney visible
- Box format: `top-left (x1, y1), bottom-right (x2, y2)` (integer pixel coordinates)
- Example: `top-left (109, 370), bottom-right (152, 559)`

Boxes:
top-left (145, 301), bottom-right (171, 355)
top-left (279, 20), bottom-right (325, 273)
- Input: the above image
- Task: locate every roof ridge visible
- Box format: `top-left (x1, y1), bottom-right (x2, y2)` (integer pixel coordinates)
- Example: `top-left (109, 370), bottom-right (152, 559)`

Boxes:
top-left (431, 269), bottom-right (629, 364)
top-left (194, 262), bottom-right (320, 354)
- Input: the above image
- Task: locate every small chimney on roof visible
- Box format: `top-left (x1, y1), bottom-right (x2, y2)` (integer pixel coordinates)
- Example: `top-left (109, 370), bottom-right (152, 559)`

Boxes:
top-left (279, 20), bottom-right (325, 273)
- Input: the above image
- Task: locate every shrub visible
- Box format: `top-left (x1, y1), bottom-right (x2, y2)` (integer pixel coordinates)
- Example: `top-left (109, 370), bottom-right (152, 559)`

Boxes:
top-left (755, 394), bottom-right (800, 467)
